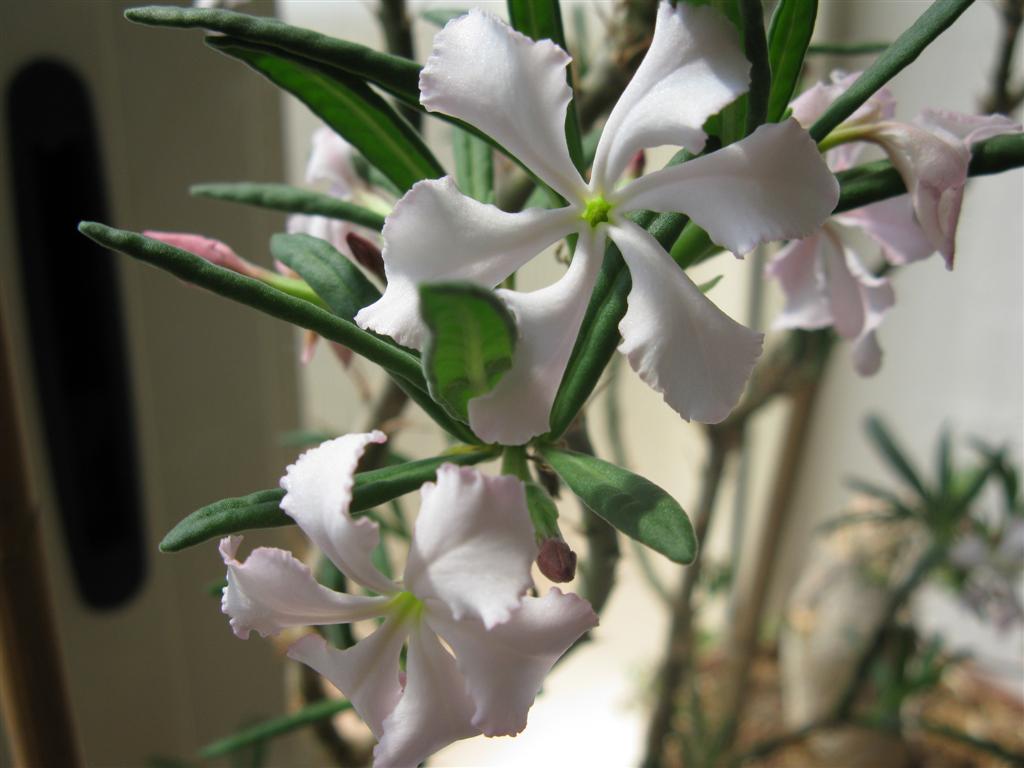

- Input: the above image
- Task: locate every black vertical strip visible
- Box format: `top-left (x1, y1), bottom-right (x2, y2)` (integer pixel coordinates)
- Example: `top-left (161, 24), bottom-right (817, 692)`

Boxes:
top-left (7, 60), bottom-right (146, 609)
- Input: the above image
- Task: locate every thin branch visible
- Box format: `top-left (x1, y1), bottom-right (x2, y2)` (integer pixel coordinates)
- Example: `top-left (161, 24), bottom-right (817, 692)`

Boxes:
top-left (982, 0), bottom-right (1024, 114)
top-left (642, 430), bottom-right (731, 767)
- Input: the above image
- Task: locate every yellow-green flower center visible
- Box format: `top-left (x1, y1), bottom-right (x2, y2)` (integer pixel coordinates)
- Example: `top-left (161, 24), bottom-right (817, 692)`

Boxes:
top-left (580, 196), bottom-right (613, 228)
top-left (388, 590), bottom-right (425, 622)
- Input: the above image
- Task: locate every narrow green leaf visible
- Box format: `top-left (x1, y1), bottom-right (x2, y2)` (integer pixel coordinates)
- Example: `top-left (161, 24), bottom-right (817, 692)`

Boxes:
top-left (125, 6), bottom-right (422, 106)
top-left (809, 0), bottom-right (974, 142)
top-left (453, 127), bottom-right (495, 204)
top-left (201, 699), bottom-right (353, 759)
top-left (865, 416), bottom-right (930, 501)
top-left (739, 0), bottom-right (771, 132)
top-left (207, 37), bottom-right (442, 192)
top-left (936, 427), bottom-right (953, 496)
top-left (270, 233), bottom-right (379, 321)
top-left (765, 0), bottom-right (818, 122)
top-left (540, 447), bottom-right (696, 564)
top-left (78, 222), bottom-right (419, 379)
top-left (507, 0), bottom-right (584, 172)
top-left (159, 446), bottom-right (500, 552)
top-left (807, 41), bottom-right (892, 56)
top-left (191, 182), bottom-right (386, 231)
top-left (419, 282), bottom-right (517, 422)
top-left (421, 8), bottom-right (466, 28)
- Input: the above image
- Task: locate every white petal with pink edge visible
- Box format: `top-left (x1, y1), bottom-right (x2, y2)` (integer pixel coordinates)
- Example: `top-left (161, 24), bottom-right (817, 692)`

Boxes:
top-left (419, 9), bottom-right (585, 201)
top-left (766, 233), bottom-right (833, 331)
top-left (427, 588), bottom-right (597, 737)
top-left (288, 614), bottom-right (407, 738)
top-left (279, 431), bottom-right (398, 596)
top-left (590, 1), bottom-right (749, 188)
top-left (373, 624), bottom-right (478, 768)
top-left (219, 537), bottom-right (389, 639)
top-left (405, 464), bottom-right (535, 629)
top-left (610, 221), bottom-right (763, 424)
top-left (617, 119), bottom-right (839, 257)
top-left (354, 177), bottom-right (576, 349)
top-left (468, 227), bottom-right (602, 445)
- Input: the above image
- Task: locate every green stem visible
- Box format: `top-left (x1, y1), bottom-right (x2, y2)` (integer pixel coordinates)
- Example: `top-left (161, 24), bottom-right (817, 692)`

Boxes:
top-left (501, 445), bottom-right (531, 481)
top-left (200, 699), bottom-right (353, 759)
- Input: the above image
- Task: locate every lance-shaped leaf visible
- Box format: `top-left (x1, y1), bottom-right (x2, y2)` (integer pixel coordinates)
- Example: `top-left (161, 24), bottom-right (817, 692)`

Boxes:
top-left (78, 223), bottom-right (478, 444)
top-left (191, 182), bottom-right (386, 231)
top-left (201, 699), bottom-right (353, 759)
top-left (419, 282), bottom-right (518, 423)
top-left (271, 233), bottom-right (380, 321)
top-left (766, 0), bottom-right (818, 123)
top-left (865, 416), bottom-right (930, 501)
top-left (159, 447), bottom-right (500, 552)
top-left (539, 446), bottom-right (696, 564)
top-left (810, 0), bottom-right (973, 141)
top-left (207, 37), bottom-right (442, 192)
top-left (124, 5), bottom-right (422, 106)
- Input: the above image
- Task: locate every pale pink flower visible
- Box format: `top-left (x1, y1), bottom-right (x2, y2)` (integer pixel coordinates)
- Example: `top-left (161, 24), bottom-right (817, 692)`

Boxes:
top-left (355, 3), bottom-right (838, 445)
top-left (220, 432), bottom-right (597, 766)
top-left (767, 72), bottom-right (1020, 375)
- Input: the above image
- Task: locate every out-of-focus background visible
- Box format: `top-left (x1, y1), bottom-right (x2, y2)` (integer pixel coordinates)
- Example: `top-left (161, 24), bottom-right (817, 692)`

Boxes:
top-left (0, 1), bottom-right (1020, 766)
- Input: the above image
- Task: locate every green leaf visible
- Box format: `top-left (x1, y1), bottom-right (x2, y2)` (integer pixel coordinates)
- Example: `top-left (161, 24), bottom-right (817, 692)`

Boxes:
top-left (78, 223), bottom-right (477, 443)
top-left (79, 222), bottom-right (418, 379)
top-left (190, 182), bottom-right (386, 231)
top-left (739, 0), bottom-right (771, 132)
top-left (865, 416), bottom-right (930, 501)
top-left (270, 233), bottom-right (379, 321)
top-left (207, 37), bottom-right (442, 192)
top-left (200, 699), bottom-right (353, 759)
top-left (124, 6), bottom-right (422, 106)
top-left (807, 41), bottom-right (892, 56)
top-left (835, 133), bottom-right (1024, 213)
top-left (507, 0), bottom-right (584, 172)
top-left (809, 0), bottom-right (974, 142)
top-left (540, 446), bottom-right (696, 564)
top-left (419, 283), bottom-right (517, 422)
top-left (765, 0), bottom-right (818, 122)
top-left (453, 127), bottom-right (495, 204)
top-left (159, 446), bottom-right (499, 552)
top-left (421, 8), bottom-right (467, 28)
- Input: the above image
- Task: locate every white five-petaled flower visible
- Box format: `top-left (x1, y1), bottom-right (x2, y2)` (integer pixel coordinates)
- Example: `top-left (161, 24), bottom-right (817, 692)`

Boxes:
top-left (767, 71), bottom-right (1021, 375)
top-left (354, 2), bottom-right (839, 445)
top-left (219, 431), bottom-right (597, 767)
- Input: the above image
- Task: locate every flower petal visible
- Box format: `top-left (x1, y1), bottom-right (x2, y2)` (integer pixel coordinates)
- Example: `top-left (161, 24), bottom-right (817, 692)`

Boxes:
top-left (306, 126), bottom-right (362, 196)
top-left (405, 464), bottom-right (535, 629)
top-left (373, 624), bottom-right (478, 768)
top-left (420, 9), bottom-right (586, 201)
top-left (834, 195), bottom-right (935, 266)
top-left (287, 213), bottom-right (354, 258)
top-left (790, 70), bottom-right (895, 129)
top-left (609, 221), bottom-right (763, 423)
top-left (915, 109), bottom-right (1021, 147)
top-left (279, 432), bottom-right (398, 595)
top-left (766, 233), bottom-right (833, 331)
top-left (354, 177), bottom-right (576, 348)
top-left (843, 247), bottom-right (894, 377)
top-left (590, 1), bottom-right (749, 188)
top-left (218, 537), bottom-right (390, 640)
top-left (617, 119), bottom-right (839, 256)
top-left (821, 234), bottom-right (865, 340)
top-left (468, 227), bottom-right (603, 445)
top-left (867, 121), bottom-right (970, 268)
top-left (427, 588), bottom-right (597, 737)
top-left (288, 614), bottom-right (407, 738)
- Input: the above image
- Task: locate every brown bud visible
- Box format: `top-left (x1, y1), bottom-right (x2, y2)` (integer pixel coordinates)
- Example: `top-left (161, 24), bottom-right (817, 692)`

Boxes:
top-left (626, 149), bottom-right (646, 180)
top-left (537, 538), bottom-right (577, 583)
top-left (345, 232), bottom-right (386, 282)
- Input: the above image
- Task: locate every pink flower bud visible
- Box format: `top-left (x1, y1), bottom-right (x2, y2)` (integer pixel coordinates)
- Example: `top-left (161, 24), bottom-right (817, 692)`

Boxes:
top-left (537, 538), bottom-right (577, 583)
top-left (345, 232), bottom-right (386, 282)
top-left (143, 231), bottom-right (264, 279)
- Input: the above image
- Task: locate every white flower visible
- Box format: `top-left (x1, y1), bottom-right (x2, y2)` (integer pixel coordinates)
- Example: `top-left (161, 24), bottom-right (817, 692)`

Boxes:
top-left (220, 431), bottom-right (597, 766)
top-left (354, 3), bottom-right (839, 445)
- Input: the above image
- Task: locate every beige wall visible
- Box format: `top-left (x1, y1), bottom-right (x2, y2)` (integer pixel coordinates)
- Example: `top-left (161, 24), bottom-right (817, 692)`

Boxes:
top-left (0, 1), bottom-right (310, 764)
